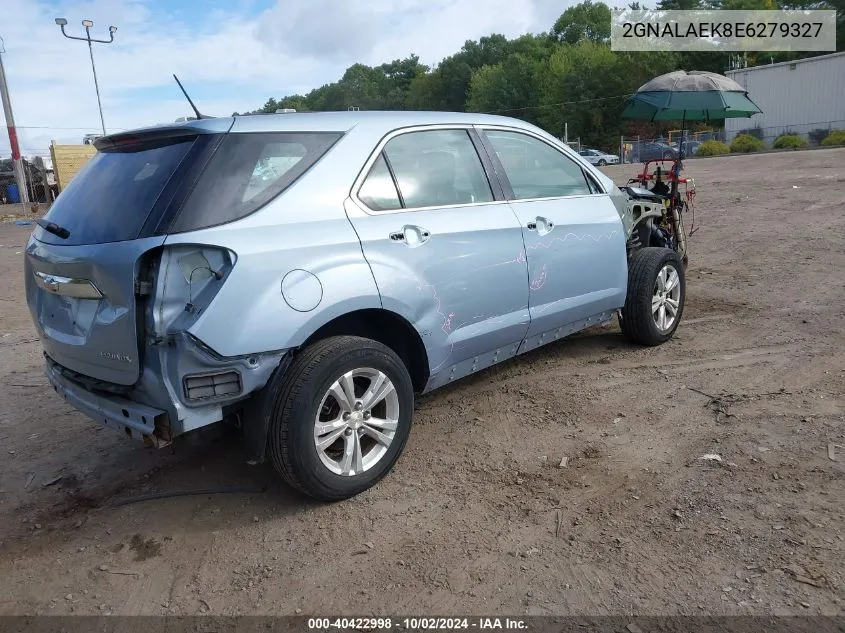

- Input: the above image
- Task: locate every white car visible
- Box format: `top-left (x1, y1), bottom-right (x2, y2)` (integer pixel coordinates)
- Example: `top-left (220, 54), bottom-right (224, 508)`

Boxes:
top-left (578, 149), bottom-right (619, 166)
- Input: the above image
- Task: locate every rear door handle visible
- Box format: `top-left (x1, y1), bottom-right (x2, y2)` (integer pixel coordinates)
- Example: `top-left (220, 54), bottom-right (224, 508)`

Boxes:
top-left (527, 217), bottom-right (554, 236)
top-left (390, 225), bottom-right (431, 248)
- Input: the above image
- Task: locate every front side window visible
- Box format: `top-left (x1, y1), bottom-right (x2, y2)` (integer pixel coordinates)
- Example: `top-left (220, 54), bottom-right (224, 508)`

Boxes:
top-left (584, 170), bottom-right (604, 194)
top-left (484, 130), bottom-right (592, 200)
top-left (377, 129), bottom-right (494, 210)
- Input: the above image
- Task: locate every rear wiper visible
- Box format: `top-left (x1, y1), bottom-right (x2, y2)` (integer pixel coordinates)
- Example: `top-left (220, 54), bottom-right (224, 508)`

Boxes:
top-left (35, 219), bottom-right (71, 240)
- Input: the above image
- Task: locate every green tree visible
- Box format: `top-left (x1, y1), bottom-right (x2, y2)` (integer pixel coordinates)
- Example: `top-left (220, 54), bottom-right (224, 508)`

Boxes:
top-left (506, 33), bottom-right (556, 59)
top-left (459, 35), bottom-right (511, 68)
top-left (244, 0), bottom-right (839, 145)
top-left (276, 95), bottom-right (309, 112)
top-left (434, 56), bottom-right (475, 111)
top-left (379, 55), bottom-right (429, 109)
top-left (466, 53), bottom-right (544, 120)
top-left (655, 0), bottom-right (702, 9)
top-left (259, 97), bottom-right (279, 113)
top-left (338, 64), bottom-right (389, 109)
top-left (432, 37), bottom-right (513, 111)
top-left (780, 0), bottom-right (845, 50)
top-left (719, 0), bottom-right (777, 6)
top-left (406, 71), bottom-right (446, 110)
top-left (307, 82), bottom-right (347, 111)
top-left (552, 1), bottom-right (612, 44)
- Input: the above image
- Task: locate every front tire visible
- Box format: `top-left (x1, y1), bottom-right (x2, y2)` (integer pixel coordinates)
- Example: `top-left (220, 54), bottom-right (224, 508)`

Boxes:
top-left (619, 248), bottom-right (685, 346)
top-left (597, 159), bottom-right (607, 166)
top-left (265, 336), bottom-right (414, 501)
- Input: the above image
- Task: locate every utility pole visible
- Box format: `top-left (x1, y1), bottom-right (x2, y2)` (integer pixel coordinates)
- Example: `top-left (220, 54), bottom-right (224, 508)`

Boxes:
top-left (55, 19), bottom-right (117, 136)
top-left (0, 37), bottom-right (29, 204)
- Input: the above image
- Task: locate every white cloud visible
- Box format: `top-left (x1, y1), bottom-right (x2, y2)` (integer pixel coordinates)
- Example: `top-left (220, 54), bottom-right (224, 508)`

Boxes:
top-left (1, 0), bottom-right (572, 157)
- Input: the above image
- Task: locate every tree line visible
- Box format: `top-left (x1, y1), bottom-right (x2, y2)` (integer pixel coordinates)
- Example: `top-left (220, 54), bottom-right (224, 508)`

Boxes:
top-left (237, 0), bottom-right (843, 151)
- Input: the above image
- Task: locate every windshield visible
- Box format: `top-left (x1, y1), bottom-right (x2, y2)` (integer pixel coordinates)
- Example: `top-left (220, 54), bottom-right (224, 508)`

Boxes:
top-left (36, 138), bottom-right (196, 246)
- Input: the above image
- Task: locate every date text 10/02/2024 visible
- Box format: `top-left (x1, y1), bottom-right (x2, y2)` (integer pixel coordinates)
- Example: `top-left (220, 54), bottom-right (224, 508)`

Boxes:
top-left (307, 617), bottom-right (529, 630)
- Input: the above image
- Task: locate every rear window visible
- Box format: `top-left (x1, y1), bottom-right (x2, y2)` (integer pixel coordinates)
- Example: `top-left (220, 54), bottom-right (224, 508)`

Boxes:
top-left (169, 132), bottom-right (342, 233)
top-left (37, 138), bottom-right (195, 245)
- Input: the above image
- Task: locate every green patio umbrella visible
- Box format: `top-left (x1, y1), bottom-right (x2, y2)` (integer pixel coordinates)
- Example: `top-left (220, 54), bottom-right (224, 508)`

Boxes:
top-left (622, 70), bottom-right (762, 122)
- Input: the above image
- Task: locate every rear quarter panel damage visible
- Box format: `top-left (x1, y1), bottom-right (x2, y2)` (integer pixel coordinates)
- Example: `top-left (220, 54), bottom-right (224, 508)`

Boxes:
top-left (162, 219), bottom-right (382, 358)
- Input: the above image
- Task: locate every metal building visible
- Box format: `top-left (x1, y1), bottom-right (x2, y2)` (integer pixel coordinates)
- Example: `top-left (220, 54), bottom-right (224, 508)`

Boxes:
top-left (725, 52), bottom-right (845, 144)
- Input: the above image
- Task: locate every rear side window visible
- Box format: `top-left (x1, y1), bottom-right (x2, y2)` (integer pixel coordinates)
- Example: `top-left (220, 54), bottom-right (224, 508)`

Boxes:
top-left (37, 138), bottom-right (195, 245)
top-left (358, 154), bottom-right (401, 211)
top-left (362, 129), bottom-right (493, 210)
top-left (484, 130), bottom-right (591, 200)
top-left (170, 132), bottom-right (342, 233)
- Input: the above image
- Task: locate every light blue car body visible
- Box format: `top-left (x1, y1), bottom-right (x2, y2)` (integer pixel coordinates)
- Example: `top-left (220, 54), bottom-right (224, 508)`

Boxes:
top-left (25, 111), bottom-right (634, 447)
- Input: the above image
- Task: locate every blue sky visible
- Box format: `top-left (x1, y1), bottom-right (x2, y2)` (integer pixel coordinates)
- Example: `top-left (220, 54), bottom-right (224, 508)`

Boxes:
top-left (1, 0), bottom-right (572, 158)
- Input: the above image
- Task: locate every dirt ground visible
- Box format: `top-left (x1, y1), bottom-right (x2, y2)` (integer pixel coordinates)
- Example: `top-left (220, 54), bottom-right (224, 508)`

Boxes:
top-left (0, 149), bottom-right (842, 617)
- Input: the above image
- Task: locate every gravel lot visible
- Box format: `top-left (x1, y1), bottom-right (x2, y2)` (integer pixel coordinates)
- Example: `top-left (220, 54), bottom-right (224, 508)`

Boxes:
top-left (0, 149), bottom-right (843, 616)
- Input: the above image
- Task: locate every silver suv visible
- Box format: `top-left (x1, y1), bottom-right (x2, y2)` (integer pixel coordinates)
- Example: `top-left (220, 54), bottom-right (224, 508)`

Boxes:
top-left (25, 112), bottom-right (685, 500)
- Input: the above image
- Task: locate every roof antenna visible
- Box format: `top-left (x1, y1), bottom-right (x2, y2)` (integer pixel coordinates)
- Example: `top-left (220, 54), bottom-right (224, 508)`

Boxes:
top-left (173, 74), bottom-right (205, 120)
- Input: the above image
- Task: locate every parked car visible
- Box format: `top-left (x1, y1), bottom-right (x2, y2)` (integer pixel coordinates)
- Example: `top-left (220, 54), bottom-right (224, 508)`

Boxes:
top-left (25, 112), bottom-right (685, 501)
top-left (82, 133), bottom-right (103, 145)
top-left (636, 142), bottom-right (678, 162)
top-left (578, 148), bottom-right (619, 166)
top-left (669, 140), bottom-right (702, 157)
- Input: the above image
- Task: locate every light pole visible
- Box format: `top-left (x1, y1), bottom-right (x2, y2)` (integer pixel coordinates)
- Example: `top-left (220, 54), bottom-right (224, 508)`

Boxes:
top-left (55, 18), bottom-right (117, 136)
top-left (0, 36), bottom-right (29, 204)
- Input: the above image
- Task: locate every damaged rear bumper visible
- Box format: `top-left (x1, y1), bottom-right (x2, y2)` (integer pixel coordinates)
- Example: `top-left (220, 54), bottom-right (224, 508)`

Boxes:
top-left (43, 334), bottom-right (291, 451)
top-left (45, 361), bottom-right (172, 447)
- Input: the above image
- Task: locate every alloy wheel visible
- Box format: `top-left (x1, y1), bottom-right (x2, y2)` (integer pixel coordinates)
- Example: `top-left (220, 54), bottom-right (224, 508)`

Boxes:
top-left (652, 263), bottom-right (681, 333)
top-left (313, 368), bottom-right (399, 476)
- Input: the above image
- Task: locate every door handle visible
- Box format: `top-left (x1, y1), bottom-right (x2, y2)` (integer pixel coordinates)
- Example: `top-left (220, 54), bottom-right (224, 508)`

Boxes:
top-left (527, 217), bottom-right (554, 234)
top-left (390, 225), bottom-right (431, 247)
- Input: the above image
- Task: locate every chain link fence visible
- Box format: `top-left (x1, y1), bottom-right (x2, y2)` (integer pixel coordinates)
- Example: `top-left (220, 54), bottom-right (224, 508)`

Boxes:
top-left (727, 120), bottom-right (845, 147)
top-left (620, 121), bottom-right (845, 163)
top-left (620, 130), bottom-right (726, 164)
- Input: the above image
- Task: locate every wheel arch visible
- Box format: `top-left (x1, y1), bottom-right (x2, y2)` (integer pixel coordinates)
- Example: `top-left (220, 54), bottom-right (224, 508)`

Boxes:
top-left (302, 308), bottom-right (430, 394)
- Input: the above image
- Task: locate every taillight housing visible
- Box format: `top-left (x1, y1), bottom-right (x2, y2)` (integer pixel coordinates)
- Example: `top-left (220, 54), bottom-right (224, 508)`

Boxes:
top-left (147, 244), bottom-right (235, 339)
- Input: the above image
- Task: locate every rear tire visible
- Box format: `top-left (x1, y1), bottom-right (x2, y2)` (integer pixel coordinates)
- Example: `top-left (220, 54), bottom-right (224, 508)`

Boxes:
top-left (619, 248), bottom-right (685, 346)
top-left (265, 336), bottom-right (414, 501)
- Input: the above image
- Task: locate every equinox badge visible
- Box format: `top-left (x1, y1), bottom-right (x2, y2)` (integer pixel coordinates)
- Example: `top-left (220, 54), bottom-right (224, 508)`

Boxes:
top-left (100, 351), bottom-right (132, 363)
